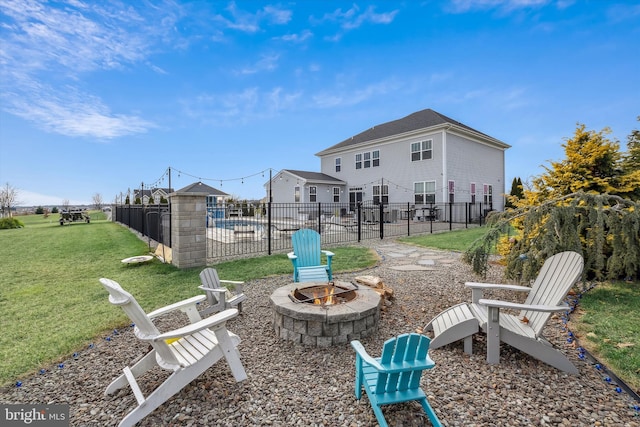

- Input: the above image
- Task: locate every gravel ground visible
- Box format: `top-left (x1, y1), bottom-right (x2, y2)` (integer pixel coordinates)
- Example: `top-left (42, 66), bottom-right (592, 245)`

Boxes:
top-left (2, 240), bottom-right (639, 426)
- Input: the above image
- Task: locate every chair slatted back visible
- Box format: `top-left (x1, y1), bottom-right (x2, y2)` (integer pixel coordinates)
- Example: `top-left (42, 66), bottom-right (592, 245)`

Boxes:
top-left (200, 268), bottom-right (222, 304)
top-left (375, 334), bottom-right (431, 395)
top-left (99, 278), bottom-right (180, 367)
top-left (291, 229), bottom-right (322, 268)
top-left (521, 251), bottom-right (584, 337)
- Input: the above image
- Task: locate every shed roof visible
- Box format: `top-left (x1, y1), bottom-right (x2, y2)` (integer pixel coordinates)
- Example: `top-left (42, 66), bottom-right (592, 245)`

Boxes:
top-left (175, 182), bottom-right (229, 196)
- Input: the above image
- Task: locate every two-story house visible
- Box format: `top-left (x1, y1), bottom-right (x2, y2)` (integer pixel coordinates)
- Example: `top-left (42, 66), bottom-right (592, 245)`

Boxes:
top-left (267, 108), bottom-right (510, 213)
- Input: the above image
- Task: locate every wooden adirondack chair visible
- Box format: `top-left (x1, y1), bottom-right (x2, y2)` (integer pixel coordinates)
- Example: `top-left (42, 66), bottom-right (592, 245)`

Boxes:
top-left (351, 333), bottom-right (442, 427)
top-left (287, 228), bottom-right (334, 282)
top-left (98, 278), bottom-right (247, 427)
top-left (424, 251), bottom-right (584, 373)
top-left (198, 267), bottom-right (247, 315)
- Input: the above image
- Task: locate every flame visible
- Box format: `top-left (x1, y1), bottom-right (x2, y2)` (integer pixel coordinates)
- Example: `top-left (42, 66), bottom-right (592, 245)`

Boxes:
top-left (312, 284), bottom-right (337, 305)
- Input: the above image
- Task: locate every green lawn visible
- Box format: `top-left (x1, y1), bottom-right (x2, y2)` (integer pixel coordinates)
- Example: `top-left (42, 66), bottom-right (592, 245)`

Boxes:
top-left (398, 226), bottom-right (490, 252)
top-left (570, 281), bottom-right (640, 391)
top-left (0, 213), bottom-right (377, 385)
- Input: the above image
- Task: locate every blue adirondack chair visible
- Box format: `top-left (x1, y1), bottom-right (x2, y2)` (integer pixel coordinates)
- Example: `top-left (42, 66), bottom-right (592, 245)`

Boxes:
top-left (351, 333), bottom-right (442, 427)
top-left (287, 228), bottom-right (334, 282)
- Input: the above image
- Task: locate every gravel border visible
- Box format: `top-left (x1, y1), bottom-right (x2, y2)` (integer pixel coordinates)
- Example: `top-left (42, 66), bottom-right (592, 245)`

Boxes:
top-left (2, 240), bottom-right (639, 426)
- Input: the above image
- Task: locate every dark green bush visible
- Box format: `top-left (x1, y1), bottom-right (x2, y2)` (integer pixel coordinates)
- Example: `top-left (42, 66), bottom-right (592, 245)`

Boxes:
top-left (0, 217), bottom-right (24, 229)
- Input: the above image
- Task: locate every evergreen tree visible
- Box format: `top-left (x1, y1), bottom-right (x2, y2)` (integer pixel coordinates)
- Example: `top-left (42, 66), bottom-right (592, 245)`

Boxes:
top-left (465, 122), bottom-right (640, 281)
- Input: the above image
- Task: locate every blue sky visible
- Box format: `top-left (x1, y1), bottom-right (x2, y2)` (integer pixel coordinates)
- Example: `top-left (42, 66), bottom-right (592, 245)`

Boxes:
top-left (1, 0), bottom-right (638, 206)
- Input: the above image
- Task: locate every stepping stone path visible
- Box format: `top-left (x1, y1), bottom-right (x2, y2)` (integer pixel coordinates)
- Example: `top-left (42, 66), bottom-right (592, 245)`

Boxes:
top-left (373, 243), bottom-right (460, 271)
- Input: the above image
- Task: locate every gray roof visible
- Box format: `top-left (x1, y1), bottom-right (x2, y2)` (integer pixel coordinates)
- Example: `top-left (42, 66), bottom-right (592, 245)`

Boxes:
top-left (175, 182), bottom-right (229, 196)
top-left (317, 108), bottom-right (508, 154)
top-left (282, 170), bottom-right (346, 184)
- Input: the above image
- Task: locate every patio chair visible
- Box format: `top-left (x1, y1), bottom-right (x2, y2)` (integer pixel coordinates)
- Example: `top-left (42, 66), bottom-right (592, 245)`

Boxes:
top-left (424, 251), bottom-right (584, 373)
top-left (287, 228), bottom-right (334, 282)
top-left (198, 267), bottom-right (247, 315)
top-left (98, 278), bottom-right (247, 427)
top-left (351, 333), bottom-right (442, 427)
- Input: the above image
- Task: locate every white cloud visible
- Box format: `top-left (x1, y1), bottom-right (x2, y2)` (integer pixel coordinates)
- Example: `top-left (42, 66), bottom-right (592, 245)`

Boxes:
top-left (218, 1), bottom-right (292, 33)
top-left (276, 29), bottom-right (313, 43)
top-left (237, 53), bottom-right (280, 75)
top-left (0, 0), bottom-right (179, 138)
top-left (312, 5), bottom-right (399, 41)
top-left (18, 190), bottom-right (88, 207)
top-left (447, 0), bottom-right (550, 13)
top-left (312, 79), bottom-right (400, 108)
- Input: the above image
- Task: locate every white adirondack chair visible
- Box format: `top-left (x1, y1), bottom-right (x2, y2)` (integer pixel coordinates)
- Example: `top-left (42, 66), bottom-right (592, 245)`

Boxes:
top-left (99, 278), bottom-right (247, 427)
top-left (198, 267), bottom-right (247, 315)
top-left (424, 251), bottom-right (584, 373)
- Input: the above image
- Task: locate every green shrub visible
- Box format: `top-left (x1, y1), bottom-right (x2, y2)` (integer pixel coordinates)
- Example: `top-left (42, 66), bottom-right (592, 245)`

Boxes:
top-left (0, 217), bottom-right (24, 229)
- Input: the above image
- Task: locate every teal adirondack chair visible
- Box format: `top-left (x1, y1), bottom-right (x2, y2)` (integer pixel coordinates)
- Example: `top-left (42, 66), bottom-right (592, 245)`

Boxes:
top-left (351, 333), bottom-right (442, 427)
top-left (287, 228), bottom-right (334, 282)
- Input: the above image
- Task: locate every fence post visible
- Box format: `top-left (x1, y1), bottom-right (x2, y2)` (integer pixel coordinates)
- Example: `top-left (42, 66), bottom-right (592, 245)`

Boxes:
top-left (170, 191), bottom-right (207, 269)
top-left (357, 202), bottom-right (362, 242)
top-left (268, 202), bottom-right (272, 255)
top-left (378, 203), bottom-right (383, 239)
top-left (407, 202), bottom-right (410, 236)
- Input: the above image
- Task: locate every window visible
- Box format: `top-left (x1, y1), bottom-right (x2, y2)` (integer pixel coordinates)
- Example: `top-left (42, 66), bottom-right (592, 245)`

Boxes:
top-left (470, 182), bottom-right (476, 204)
top-left (373, 184), bottom-right (388, 205)
top-left (372, 150), bottom-right (380, 167)
top-left (335, 157), bottom-right (341, 172)
top-left (309, 186), bottom-right (317, 202)
top-left (294, 186), bottom-right (300, 203)
top-left (411, 140), bottom-right (432, 161)
top-left (484, 184), bottom-right (493, 210)
top-left (363, 152), bottom-right (371, 168)
top-left (333, 187), bottom-right (340, 202)
top-left (354, 151), bottom-right (379, 170)
top-left (414, 181), bottom-right (436, 204)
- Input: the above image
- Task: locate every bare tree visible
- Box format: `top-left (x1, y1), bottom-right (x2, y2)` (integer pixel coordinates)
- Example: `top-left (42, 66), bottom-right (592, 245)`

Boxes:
top-left (92, 193), bottom-right (103, 210)
top-left (0, 182), bottom-right (21, 218)
top-left (61, 199), bottom-right (70, 212)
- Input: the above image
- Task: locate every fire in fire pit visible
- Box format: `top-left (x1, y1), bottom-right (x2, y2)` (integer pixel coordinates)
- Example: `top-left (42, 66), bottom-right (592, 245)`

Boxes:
top-left (290, 282), bottom-right (357, 305)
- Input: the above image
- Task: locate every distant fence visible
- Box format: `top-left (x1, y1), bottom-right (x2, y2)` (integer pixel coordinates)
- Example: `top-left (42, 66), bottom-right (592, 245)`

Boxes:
top-left (115, 204), bottom-right (171, 248)
top-left (115, 201), bottom-right (491, 262)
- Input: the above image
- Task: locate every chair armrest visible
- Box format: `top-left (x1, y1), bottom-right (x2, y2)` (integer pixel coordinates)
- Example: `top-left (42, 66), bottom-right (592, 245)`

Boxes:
top-left (466, 282), bottom-right (531, 304)
top-left (466, 282), bottom-right (532, 292)
top-left (198, 285), bottom-right (228, 295)
top-left (220, 280), bottom-right (244, 293)
top-left (478, 299), bottom-right (569, 313)
top-left (154, 308), bottom-right (238, 341)
top-left (287, 252), bottom-right (297, 260)
top-left (147, 295), bottom-right (207, 319)
top-left (351, 340), bottom-right (384, 371)
top-left (322, 250), bottom-right (335, 257)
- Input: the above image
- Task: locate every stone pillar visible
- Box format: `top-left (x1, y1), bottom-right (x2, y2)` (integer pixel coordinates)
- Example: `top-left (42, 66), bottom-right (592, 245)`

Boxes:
top-left (170, 191), bottom-right (207, 268)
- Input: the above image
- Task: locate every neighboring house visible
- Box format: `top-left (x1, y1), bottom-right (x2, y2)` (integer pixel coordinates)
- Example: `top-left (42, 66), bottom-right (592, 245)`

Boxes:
top-left (132, 187), bottom-right (173, 204)
top-left (174, 182), bottom-right (230, 206)
top-left (316, 108), bottom-right (510, 210)
top-left (265, 169), bottom-right (347, 204)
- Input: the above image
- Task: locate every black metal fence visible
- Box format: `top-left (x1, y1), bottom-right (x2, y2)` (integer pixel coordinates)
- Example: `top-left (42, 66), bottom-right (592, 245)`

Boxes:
top-left (204, 201), bottom-right (489, 261)
top-left (115, 201), bottom-right (491, 262)
top-left (115, 204), bottom-right (171, 247)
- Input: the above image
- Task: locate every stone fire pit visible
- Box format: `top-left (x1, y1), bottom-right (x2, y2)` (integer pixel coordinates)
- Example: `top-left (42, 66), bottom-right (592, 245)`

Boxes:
top-left (270, 281), bottom-right (381, 347)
